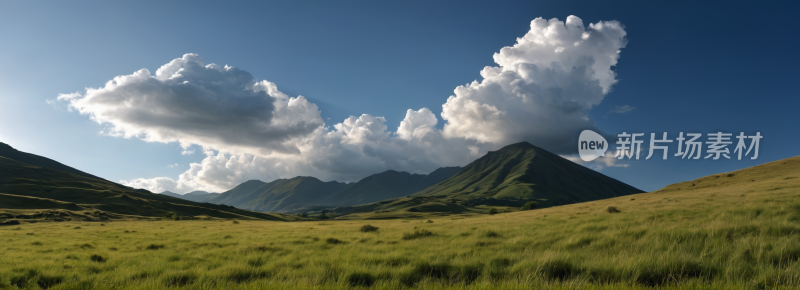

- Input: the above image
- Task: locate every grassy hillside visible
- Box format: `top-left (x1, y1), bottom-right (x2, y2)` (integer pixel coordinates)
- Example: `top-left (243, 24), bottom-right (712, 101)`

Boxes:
top-left (2, 156), bottom-right (799, 289)
top-left (0, 157), bottom-right (294, 221)
top-left (331, 142), bottom-right (642, 217)
top-left (0, 142), bottom-right (104, 180)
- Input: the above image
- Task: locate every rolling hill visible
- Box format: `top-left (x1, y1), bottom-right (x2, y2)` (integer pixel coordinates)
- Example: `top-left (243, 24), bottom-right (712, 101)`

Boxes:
top-left (332, 141), bottom-right (643, 218)
top-left (0, 156), bottom-right (294, 221)
top-left (0, 142), bottom-right (104, 180)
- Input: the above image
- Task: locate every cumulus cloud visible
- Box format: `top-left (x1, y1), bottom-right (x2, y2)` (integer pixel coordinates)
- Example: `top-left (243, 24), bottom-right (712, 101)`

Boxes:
top-left (58, 53), bottom-right (323, 155)
top-left (56, 15), bottom-right (627, 194)
top-left (125, 110), bottom-right (489, 193)
top-left (441, 16), bottom-right (627, 152)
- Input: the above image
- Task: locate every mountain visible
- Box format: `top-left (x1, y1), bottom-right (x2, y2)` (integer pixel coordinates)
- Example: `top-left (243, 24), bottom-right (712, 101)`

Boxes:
top-left (320, 167), bottom-right (462, 206)
top-left (159, 191), bottom-right (183, 199)
top-left (185, 190), bottom-right (220, 202)
top-left (332, 141), bottom-right (643, 217)
top-left (0, 156), bottom-right (293, 221)
top-left (414, 142), bottom-right (642, 204)
top-left (0, 142), bottom-right (104, 180)
top-left (206, 166), bottom-right (462, 213)
top-left (207, 177), bottom-right (350, 213)
top-left (159, 190), bottom-right (220, 203)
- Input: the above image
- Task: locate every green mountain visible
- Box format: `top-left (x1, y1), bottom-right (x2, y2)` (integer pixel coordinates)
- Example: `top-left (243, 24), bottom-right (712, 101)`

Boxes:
top-left (207, 177), bottom-right (350, 213)
top-left (206, 167), bottom-right (462, 213)
top-left (0, 142), bottom-right (104, 180)
top-left (414, 142), bottom-right (642, 203)
top-left (332, 141), bottom-right (643, 217)
top-left (0, 156), bottom-right (293, 221)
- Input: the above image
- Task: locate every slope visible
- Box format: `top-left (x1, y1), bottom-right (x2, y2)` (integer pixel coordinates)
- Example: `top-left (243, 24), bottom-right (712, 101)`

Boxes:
top-left (414, 142), bottom-right (642, 205)
top-left (0, 142), bottom-right (104, 180)
top-left (0, 156), bottom-right (293, 221)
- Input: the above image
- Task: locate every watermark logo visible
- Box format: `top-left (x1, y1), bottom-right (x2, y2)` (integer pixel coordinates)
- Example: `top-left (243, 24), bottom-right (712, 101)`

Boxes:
top-left (579, 130), bottom-right (608, 161)
top-left (578, 130), bottom-right (763, 162)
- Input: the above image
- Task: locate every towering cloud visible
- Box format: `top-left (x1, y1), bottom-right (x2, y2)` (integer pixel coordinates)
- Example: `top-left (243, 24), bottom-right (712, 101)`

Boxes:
top-left (59, 16), bottom-right (628, 193)
top-left (441, 16), bottom-right (627, 152)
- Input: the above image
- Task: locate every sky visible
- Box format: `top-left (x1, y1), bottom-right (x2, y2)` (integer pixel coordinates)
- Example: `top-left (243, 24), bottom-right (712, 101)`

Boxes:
top-left (1, 0), bottom-right (798, 194)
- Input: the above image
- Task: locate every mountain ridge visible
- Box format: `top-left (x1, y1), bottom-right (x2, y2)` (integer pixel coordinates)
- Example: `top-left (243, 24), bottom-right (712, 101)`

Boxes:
top-left (0, 155), bottom-right (293, 221)
top-left (0, 142), bottom-right (104, 180)
top-left (205, 167), bottom-right (462, 213)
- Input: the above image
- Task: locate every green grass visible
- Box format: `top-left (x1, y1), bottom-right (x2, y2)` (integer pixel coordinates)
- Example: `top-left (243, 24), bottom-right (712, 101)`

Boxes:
top-left (1, 157), bottom-right (800, 289)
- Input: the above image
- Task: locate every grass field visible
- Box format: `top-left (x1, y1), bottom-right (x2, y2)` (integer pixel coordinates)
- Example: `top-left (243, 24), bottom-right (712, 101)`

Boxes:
top-left (2, 156), bottom-right (800, 289)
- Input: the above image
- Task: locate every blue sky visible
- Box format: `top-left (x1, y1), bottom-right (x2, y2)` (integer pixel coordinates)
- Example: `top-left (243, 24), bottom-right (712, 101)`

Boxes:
top-left (1, 0), bottom-right (798, 193)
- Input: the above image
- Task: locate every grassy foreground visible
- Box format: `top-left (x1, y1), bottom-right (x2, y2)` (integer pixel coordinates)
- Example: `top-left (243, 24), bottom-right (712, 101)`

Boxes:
top-left (2, 157), bottom-right (800, 289)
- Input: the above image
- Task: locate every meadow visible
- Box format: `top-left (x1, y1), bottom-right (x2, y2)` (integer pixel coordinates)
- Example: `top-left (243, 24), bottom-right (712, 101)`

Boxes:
top-left (2, 157), bottom-right (800, 290)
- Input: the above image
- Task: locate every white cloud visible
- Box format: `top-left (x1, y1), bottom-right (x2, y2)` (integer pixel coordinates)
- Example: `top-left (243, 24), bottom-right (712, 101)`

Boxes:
top-left (58, 53), bottom-right (324, 156)
top-left (441, 15), bottom-right (627, 152)
top-left (59, 15), bottom-right (628, 194)
top-left (397, 108), bottom-right (438, 140)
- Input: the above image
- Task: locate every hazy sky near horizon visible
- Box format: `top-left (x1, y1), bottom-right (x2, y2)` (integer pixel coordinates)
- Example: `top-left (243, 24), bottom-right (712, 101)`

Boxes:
top-left (1, 1), bottom-right (798, 194)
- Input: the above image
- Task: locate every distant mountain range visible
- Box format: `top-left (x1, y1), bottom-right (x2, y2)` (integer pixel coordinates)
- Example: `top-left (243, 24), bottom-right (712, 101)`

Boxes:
top-left (160, 190), bottom-right (220, 203)
top-left (321, 167), bottom-right (462, 206)
top-left (184, 166), bottom-right (462, 213)
top-left (159, 142), bottom-right (643, 217)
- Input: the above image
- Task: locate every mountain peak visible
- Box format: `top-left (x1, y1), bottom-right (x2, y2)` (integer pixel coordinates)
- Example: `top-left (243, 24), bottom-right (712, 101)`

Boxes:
top-left (498, 141), bottom-right (536, 151)
top-left (290, 176), bottom-right (323, 182)
top-left (0, 142), bottom-right (105, 180)
top-left (413, 140), bottom-right (642, 208)
top-left (375, 169), bottom-right (406, 176)
top-left (241, 179), bottom-right (267, 185)
top-left (185, 190), bottom-right (212, 196)
top-left (0, 142), bottom-right (15, 151)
